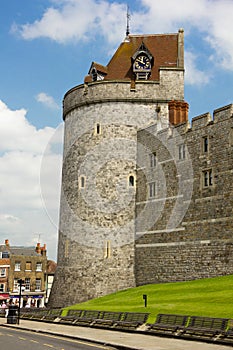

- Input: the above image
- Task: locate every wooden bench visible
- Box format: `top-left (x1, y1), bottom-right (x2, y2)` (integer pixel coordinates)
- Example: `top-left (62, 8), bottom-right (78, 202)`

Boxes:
top-left (42, 308), bottom-right (63, 321)
top-left (222, 319), bottom-right (233, 340)
top-left (92, 311), bottom-right (123, 328)
top-left (147, 313), bottom-right (189, 334)
top-left (113, 312), bottom-right (149, 330)
top-left (183, 316), bottom-right (229, 338)
top-left (74, 310), bottom-right (101, 326)
top-left (59, 310), bottom-right (84, 324)
top-left (21, 309), bottom-right (50, 320)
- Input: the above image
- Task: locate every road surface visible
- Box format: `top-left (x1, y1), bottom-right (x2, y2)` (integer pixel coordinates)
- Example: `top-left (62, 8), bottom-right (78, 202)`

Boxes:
top-left (0, 327), bottom-right (116, 350)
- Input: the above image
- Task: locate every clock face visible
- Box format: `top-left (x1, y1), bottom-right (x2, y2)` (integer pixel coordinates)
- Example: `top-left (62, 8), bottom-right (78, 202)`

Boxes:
top-left (134, 55), bottom-right (151, 70)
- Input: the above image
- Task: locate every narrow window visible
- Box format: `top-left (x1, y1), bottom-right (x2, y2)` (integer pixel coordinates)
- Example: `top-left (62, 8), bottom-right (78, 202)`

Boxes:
top-left (0, 284), bottom-right (4, 292)
top-left (80, 176), bottom-right (85, 188)
top-left (129, 175), bottom-right (134, 186)
top-left (25, 261), bottom-right (32, 271)
top-left (104, 241), bottom-right (111, 259)
top-left (149, 182), bottom-right (156, 198)
top-left (230, 128), bottom-right (233, 146)
top-left (203, 136), bottom-right (209, 153)
top-left (96, 123), bottom-right (100, 134)
top-left (13, 279), bottom-right (19, 292)
top-left (35, 278), bottom-right (41, 291)
top-left (150, 152), bottom-right (156, 167)
top-left (65, 239), bottom-right (69, 258)
top-left (15, 262), bottom-right (21, 271)
top-left (25, 278), bottom-right (30, 291)
top-left (0, 268), bottom-right (6, 277)
top-left (203, 169), bottom-right (213, 187)
top-left (36, 262), bottom-right (42, 271)
top-left (179, 144), bottom-right (185, 160)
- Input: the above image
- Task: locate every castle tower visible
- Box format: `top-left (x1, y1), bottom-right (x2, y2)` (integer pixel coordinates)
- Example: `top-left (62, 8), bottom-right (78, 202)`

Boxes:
top-left (49, 29), bottom-right (185, 307)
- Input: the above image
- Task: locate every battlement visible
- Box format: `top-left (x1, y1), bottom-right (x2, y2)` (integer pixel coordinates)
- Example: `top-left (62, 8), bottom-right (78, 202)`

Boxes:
top-left (186, 103), bottom-right (233, 131)
top-left (213, 103), bottom-right (233, 122)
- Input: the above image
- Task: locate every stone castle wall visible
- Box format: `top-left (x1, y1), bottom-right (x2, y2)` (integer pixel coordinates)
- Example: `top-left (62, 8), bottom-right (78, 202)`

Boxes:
top-left (49, 69), bottom-right (184, 307)
top-left (135, 104), bottom-right (233, 285)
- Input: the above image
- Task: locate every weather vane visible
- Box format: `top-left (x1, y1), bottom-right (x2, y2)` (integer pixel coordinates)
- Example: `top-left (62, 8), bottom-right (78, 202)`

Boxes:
top-left (126, 5), bottom-right (130, 36)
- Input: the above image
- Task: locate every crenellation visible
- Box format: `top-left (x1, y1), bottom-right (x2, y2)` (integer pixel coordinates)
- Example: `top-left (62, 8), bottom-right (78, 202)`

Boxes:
top-left (191, 112), bottom-right (212, 129)
top-left (213, 103), bottom-right (233, 123)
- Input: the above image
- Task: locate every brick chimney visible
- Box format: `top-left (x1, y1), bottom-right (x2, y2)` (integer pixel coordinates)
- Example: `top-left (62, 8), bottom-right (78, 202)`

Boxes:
top-left (41, 244), bottom-right (47, 257)
top-left (169, 100), bottom-right (189, 125)
top-left (35, 242), bottom-right (41, 254)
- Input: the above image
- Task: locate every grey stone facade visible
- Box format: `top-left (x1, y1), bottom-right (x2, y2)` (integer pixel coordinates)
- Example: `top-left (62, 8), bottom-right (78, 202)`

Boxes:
top-left (135, 104), bottom-right (233, 284)
top-left (49, 51), bottom-right (185, 308)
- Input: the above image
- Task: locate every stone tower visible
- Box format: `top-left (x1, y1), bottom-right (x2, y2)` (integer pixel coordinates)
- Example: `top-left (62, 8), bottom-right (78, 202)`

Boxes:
top-left (49, 29), bottom-right (185, 307)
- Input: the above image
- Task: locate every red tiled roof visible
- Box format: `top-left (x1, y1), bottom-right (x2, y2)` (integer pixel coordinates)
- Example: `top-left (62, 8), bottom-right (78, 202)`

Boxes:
top-left (85, 33), bottom-right (180, 82)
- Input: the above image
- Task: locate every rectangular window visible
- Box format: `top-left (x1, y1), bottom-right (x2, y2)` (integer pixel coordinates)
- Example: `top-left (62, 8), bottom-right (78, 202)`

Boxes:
top-left (149, 182), bottom-right (157, 198)
top-left (203, 136), bottom-right (209, 153)
top-left (25, 278), bottom-right (30, 291)
top-left (0, 284), bottom-right (4, 292)
top-left (35, 279), bottom-right (41, 291)
top-left (15, 262), bottom-right (21, 271)
top-left (25, 261), bottom-right (32, 271)
top-left (13, 279), bottom-right (19, 292)
top-left (36, 262), bottom-right (42, 271)
top-left (0, 268), bottom-right (6, 277)
top-left (203, 169), bottom-right (213, 187)
top-left (179, 144), bottom-right (185, 160)
top-left (0, 251), bottom-right (9, 259)
top-left (150, 152), bottom-right (157, 167)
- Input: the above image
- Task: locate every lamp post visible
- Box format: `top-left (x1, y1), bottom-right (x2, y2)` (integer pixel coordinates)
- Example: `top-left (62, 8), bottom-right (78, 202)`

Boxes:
top-left (17, 279), bottom-right (24, 324)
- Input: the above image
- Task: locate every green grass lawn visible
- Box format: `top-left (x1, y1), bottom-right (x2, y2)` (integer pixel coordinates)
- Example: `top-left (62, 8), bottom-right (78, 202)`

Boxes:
top-left (64, 275), bottom-right (233, 323)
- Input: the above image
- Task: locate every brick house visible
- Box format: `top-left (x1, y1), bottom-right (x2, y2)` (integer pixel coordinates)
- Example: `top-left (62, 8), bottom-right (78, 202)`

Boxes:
top-left (0, 240), bottom-right (48, 307)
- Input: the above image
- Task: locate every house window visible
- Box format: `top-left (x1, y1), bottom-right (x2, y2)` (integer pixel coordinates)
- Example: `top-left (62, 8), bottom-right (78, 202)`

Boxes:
top-left (203, 136), bottom-right (209, 153)
top-left (149, 182), bottom-right (157, 198)
top-left (25, 262), bottom-right (32, 271)
top-left (129, 175), bottom-right (135, 187)
top-left (25, 278), bottom-right (30, 291)
top-left (15, 262), bottom-right (21, 271)
top-left (36, 262), bottom-right (42, 271)
top-left (0, 284), bottom-right (4, 292)
top-left (35, 279), bottom-right (41, 291)
top-left (150, 152), bottom-right (156, 167)
top-left (0, 251), bottom-right (9, 258)
top-left (203, 169), bottom-right (213, 187)
top-left (0, 268), bottom-right (6, 277)
top-left (178, 144), bottom-right (186, 160)
top-left (13, 279), bottom-right (19, 292)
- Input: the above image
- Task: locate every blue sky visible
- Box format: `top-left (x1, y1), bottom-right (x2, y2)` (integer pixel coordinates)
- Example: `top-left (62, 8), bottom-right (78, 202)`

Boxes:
top-left (0, 0), bottom-right (232, 260)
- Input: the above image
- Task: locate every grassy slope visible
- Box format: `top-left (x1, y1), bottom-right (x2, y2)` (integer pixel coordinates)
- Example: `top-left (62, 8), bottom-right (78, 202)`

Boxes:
top-left (65, 275), bottom-right (233, 323)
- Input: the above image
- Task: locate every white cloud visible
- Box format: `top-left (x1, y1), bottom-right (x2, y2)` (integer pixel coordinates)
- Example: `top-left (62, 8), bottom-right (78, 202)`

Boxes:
top-left (36, 92), bottom-right (59, 110)
top-left (13, 0), bottom-right (233, 84)
top-left (0, 100), bottom-right (63, 260)
top-left (185, 51), bottom-right (210, 86)
top-left (15, 0), bottom-right (126, 44)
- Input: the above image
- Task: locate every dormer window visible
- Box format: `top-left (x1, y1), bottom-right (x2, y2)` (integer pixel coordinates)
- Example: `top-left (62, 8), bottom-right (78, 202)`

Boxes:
top-left (132, 42), bottom-right (153, 81)
top-left (91, 67), bottom-right (97, 81)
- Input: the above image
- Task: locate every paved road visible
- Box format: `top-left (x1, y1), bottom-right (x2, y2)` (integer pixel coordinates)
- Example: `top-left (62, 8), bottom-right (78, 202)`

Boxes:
top-left (0, 327), bottom-right (115, 350)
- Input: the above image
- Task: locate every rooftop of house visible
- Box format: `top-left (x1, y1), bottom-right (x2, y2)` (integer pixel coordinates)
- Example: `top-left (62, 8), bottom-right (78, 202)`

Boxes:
top-left (85, 31), bottom-right (183, 83)
top-left (0, 240), bottom-right (47, 257)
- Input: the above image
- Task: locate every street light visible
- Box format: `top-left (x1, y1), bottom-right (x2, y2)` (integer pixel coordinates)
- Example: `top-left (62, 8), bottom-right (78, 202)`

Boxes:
top-left (17, 279), bottom-right (24, 324)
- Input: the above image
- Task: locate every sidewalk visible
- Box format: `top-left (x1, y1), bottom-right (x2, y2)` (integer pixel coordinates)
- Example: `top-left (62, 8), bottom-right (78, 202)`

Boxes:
top-left (0, 317), bottom-right (232, 350)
